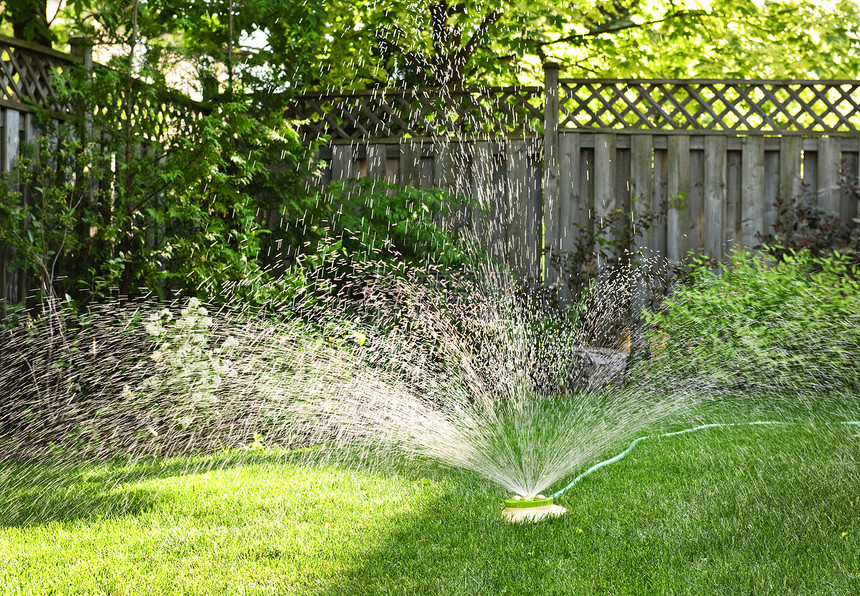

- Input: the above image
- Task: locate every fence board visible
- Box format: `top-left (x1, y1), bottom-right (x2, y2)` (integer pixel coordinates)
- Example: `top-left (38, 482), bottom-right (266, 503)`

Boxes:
top-left (652, 147), bottom-right (668, 260)
top-left (366, 144), bottom-right (386, 181)
top-left (689, 147), bottom-right (705, 251)
top-left (554, 133), bottom-right (582, 295)
top-left (630, 135), bottom-right (653, 258)
top-left (726, 149), bottom-right (742, 251)
top-left (594, 134), bottom-right (616, 269)
top-left (763, 150), bottom-right (781, 239)
top-left (399, 141), bottom-right (422, 187)
top-left (704, 136), bottom-right (727, 259)
top-left (817, 136), bottom-right (841, 215)
top-left (841, 151), bottom-right (860, 225)
top-left (741, 136), bottom-right (765, 250)
top-left (779, 136), bottom-right (802, 205)
top-left (331, 144), bottom-right (355, 182)
top-left (667, 135), bottom-right (690, 262)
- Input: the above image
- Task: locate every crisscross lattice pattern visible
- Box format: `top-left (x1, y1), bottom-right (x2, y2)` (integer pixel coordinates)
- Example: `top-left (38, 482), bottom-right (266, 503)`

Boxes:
top-left (287, 87), bottom-right (543, 140)
top-left (0, 38), bottom-right (77, 113)
top-left (559, 79), bottom-right (860, 132)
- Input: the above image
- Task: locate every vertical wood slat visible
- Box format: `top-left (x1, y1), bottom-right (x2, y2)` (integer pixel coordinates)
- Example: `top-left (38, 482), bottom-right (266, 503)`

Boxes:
top-left (525, 142), bottom-right (542, 279)
top-left (471, 141), bottom-right (496, 253)
top-left (840, 151), bottom-right (860, 225)
top-left (725, 149), bottom-right (742, 252)
top-left (366, 144), bottom-right (386, 181)
top-left (763, 150), bottom-right (780, 239)
top-left (543, 63), bottom-right (560, 285)
top-left (593, 133), bottom-right (616, 270)
top-left (399, 141), bottom-right (422, 187)
top-left (817, 136), bottom-right (841, 215)
top-left (779, 136), bottom-right (802, 206)
top-left (330, 144), bottom-right (355, 182)
top-left (741, 136), bottom-right (765, 250)
top-left (704, 136), bottom-right (727, 260)
top-left (630, 135), bottom-right (653, 258)
top-left (555, 133), bottom-right (581, 297)
top-left (688, 147), bottom-right (705, 252)
top-left (3, 109), bottom-right (21, 304)
top-left (667, 135), bottom-right (690, 262)
top-left (505, 140), bottom-right (526, 275)
top-left (652, 147), bottom-right (668, 260)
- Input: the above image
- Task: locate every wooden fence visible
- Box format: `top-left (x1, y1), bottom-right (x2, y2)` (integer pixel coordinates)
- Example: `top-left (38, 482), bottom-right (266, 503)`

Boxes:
top-left (4, 38), bottom-right (860, 302)
top-left (292, 65), bottom-right (860, 287)
top-left (0, 34), bottom-right (209, 307)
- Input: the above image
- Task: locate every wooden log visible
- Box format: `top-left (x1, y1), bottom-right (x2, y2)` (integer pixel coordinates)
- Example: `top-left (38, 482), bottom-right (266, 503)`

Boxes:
top-left (704, 136), bottom-right (727, 260)
top-left (741, 136), bottom-right (765, 249)
top-left (667, 135), bottom-right (690, 262)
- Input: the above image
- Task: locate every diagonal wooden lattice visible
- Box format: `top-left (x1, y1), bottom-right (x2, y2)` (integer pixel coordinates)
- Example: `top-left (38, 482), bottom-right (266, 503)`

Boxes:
top-left (0, 37), bottom-right (78, 113)
top-left (287, 87), bottom-right (543, 140)
top-left (558, 79), bottom-right (860, 132)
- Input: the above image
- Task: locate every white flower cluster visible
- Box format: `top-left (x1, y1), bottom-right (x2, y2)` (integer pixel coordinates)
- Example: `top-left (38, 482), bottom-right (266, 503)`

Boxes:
top-left (123, 298), bottom-right (239, 434)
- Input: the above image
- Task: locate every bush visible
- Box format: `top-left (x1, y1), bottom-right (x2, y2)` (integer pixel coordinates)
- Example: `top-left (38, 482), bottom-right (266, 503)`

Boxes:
top-left (641, 248), bottom-right (860, 393)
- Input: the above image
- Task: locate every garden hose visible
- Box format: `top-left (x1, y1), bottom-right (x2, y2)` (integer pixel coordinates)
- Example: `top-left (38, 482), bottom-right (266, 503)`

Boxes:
top-left (550, 420), bottom-right (860, 500)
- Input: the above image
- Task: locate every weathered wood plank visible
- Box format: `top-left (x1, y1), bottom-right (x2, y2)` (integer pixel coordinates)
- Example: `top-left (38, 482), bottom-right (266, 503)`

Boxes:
top-left (840, 151), bottom-right (859, 226)
top-left (555, 133), bottom-right (581, 297)
top-left (726, 149), bottom-right (742, 251)
top-left (779, 136), bottom-right (802, 205)
top-left (593, 133), bottom-right (616, 269)
top-left (524, 141), bottom-right (543, 279)
top-left (652, 147), bottom-right (668, 260)
top-left (688, 148), bottom-right (705, 251)
top-left (667, 135), bottom-right (690, 262)
top-left (704, 136), bottom-right (727, 259)
top-left (505, 139), bottom-right (529, 275)
top-left (330, 144), bottom-right (355, 182)
top-left (802, 146), bottom-right (818, 205)
top-left (817, 136), bottom-right (841, 216)
top-left (741, 136), bottom-right (765, 249)
top-left (763, 150), bottom-right (780, 239)
top-left (630, 135), bottom-right (653, 258)
top-left (472, 141), bottom-right (496, 252)
top-left (365, 143), bottom-right (387, 180)
top-left (399, 141), bottom-right (422, 187)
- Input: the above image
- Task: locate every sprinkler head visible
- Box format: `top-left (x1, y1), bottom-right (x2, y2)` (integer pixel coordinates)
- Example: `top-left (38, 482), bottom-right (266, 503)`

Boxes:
top-left (502, 494), bottom-right (566, 522)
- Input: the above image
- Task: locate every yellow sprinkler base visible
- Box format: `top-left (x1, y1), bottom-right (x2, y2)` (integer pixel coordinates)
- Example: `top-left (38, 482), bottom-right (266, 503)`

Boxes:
top-left (502, 495), bottom-right (566, 522)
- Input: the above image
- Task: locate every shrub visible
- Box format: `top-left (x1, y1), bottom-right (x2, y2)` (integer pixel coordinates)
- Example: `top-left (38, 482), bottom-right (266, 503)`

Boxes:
top-left (641, 248), bottom-right (860, 393)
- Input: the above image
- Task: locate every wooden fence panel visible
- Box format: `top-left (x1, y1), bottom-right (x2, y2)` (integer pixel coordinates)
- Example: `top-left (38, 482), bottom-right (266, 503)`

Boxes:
top-left (667, 135), bottom-right (690, 262)
top-left (741, 136), bottom-right (765, 250)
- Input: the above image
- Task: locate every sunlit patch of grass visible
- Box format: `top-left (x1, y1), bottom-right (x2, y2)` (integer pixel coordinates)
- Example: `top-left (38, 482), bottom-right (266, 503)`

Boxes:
top-left (1, 398), bottom-right (858, 595)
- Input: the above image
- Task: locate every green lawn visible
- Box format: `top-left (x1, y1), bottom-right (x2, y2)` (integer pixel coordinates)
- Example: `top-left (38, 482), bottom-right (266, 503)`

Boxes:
top-left (2, 398), bottom-right (859, 595)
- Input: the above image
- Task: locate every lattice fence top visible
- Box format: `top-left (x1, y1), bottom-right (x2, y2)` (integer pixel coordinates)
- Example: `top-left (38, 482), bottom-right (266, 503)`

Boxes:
top-left (286, 87), bottom-right (543, 140)
top-left (559, 79), bottom-right (860, 133)
top-left (0, 35), bottom-right (79, 115)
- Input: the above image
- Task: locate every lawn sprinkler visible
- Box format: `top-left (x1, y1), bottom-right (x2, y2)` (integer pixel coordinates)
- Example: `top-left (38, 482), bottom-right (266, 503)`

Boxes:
top-left (502, 494), bottom-right (566, 522)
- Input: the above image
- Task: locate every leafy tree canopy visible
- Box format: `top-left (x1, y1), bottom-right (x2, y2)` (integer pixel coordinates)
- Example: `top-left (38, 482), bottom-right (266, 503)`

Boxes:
top-left (5, 0), bottom-right (860, 90)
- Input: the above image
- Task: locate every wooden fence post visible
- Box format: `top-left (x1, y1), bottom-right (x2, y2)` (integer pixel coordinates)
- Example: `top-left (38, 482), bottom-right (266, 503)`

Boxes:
top-left (543, 63), bottom-right (560, 288)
